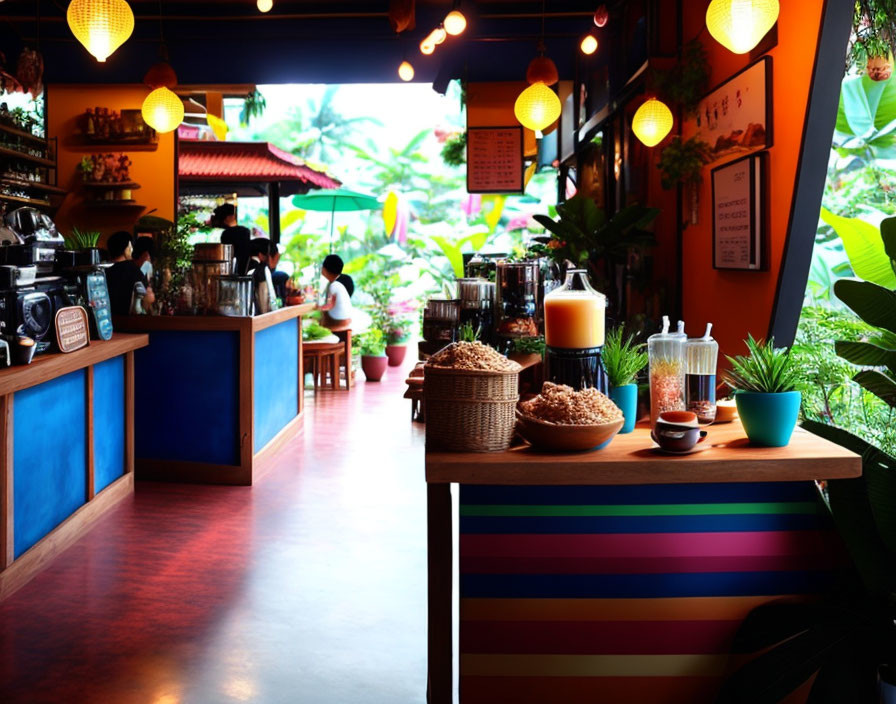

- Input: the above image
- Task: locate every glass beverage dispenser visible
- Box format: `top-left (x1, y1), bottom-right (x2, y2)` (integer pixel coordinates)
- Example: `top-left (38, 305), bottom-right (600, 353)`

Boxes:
top-left (648, 316), bottom-right (687, 427)
top-left (456, 277), bottom-right (495, 344)
top-left (543, 269), bottom-right (608, 392)
top-left (495, 261), bottom-right (540, 341)
top-left (686, 323), bottom-right (719, 424)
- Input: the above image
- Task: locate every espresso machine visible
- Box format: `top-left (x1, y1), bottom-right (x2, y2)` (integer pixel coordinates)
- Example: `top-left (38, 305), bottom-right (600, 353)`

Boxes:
top-left (0, 207), bottom-right (65, 275)
top-left (0, 264), bottom-right (55, 352)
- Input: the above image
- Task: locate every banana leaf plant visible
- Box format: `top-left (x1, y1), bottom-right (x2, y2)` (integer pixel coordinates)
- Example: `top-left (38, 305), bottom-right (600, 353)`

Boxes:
top-left (715, 420), bottom-right (896, 704)
top-left (532, 193), bottom-right (659, 317)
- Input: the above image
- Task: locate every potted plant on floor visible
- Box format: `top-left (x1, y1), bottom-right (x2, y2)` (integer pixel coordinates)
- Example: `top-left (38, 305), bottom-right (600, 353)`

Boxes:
top-left (602, 325), bottom-right (648, 433)
top-left (384, 299), bottom-right (417, 367)
top-left (358, 328), bottom-right (388, 382)
top-left (724, 335), bottom-right (801, 447)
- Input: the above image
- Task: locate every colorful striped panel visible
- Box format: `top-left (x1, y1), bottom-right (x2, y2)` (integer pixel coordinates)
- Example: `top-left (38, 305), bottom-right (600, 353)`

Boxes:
top-left (458, 481), bottom-right (843, 704)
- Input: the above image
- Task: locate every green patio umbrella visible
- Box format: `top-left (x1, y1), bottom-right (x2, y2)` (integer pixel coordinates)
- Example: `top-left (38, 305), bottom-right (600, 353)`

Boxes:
top-left (292, 188), bottom-right (381, 254)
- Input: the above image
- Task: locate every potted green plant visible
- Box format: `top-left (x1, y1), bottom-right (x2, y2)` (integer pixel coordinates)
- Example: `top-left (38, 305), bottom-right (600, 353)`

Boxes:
top-left (64, 226), bottom-right (101, 265)
top-left (358, 328), bottom-right (388, 382)
top-left (602, 325), bottom-right (648, 433)
top-left (657, 136), bottom-right (711, 226)
top-left (724, 335), bottom-right (801, 447)
top-left (384, 298), bottom-right (417, 367)
top-left (508, 335), bottom-right (545, 369)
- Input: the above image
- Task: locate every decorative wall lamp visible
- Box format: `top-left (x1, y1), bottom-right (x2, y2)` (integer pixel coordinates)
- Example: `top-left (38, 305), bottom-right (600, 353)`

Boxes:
top-left (66, 0), bottom-right (134, 62)
top-left (705, 0), bottom-right (779, 54)
top-left (631, 98), bottom-right (673, 147)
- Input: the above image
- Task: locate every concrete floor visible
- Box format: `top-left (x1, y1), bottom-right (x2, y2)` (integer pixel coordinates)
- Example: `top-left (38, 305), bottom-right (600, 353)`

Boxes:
top-left (0, 359), bottom-right (428, 703)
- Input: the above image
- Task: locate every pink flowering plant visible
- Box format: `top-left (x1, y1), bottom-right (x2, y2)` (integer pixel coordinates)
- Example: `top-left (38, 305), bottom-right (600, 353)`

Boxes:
top-left (384, 298), bottom-right (417, 345)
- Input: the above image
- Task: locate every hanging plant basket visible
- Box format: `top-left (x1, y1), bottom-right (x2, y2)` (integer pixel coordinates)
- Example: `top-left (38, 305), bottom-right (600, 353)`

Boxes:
top-left (867, 55), bottom-right (894, 81)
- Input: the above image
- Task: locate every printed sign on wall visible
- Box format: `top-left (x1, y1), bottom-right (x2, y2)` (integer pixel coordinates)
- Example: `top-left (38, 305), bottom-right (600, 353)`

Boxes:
top-left (712, 152), bottom-right (767, 271)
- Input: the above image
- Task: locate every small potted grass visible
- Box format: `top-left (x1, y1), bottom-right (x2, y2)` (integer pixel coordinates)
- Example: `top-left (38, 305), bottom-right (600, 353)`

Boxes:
top-left (602, 325), bottom-right (648, 433)
top-left (724, 335), bottom-right (801, 447)
top-left (358, 328), bottom-right (388, 382)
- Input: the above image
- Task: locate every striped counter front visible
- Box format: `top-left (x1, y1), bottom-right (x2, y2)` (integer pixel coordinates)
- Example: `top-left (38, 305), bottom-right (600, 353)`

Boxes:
top-left (458, 481), bottom-right (843, 704)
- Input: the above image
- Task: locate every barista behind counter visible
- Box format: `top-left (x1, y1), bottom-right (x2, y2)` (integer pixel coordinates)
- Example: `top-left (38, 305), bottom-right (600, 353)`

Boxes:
top-left (103, 231), bottom-right (155, 316)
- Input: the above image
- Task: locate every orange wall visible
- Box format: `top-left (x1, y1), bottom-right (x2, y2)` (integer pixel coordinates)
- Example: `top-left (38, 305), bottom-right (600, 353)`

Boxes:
top-left (679, 4), bottom-right (825, 359)
top-left (47, 85), bottom-right (176, 245)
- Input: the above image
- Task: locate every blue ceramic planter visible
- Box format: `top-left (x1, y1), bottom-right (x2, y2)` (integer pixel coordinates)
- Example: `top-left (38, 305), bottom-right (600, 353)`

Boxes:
top-left (609, 384), bottom-right (638, 434)
top-left (735, 390), bottom-right (801, 447)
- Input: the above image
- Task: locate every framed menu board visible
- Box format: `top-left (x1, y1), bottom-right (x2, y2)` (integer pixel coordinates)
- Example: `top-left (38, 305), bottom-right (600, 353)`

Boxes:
top-left (466, 126), bottom-right (524, 194)
top-left (711, 152), bottom-right (768, 271)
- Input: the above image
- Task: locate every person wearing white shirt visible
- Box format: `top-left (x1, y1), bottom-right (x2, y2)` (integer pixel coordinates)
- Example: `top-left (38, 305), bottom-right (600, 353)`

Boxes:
top-left (318, 254), bottom-right (353, 329)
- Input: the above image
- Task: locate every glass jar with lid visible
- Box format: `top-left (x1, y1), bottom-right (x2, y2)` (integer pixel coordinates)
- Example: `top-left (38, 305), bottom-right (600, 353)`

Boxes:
top-left (495, 261), bottom-right (540, 339)
top-left (648, 315), bottom-right (687, 427)
top-left (686, 323), bottom-right (719, 424)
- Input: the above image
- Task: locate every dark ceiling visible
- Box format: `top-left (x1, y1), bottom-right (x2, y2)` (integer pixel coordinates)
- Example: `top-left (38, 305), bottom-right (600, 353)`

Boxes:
top-left (0, 0), bottom-right (629, 87)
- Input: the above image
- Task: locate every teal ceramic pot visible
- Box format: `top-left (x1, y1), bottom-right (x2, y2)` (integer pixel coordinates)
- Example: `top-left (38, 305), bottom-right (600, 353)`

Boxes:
top-left (735, 390), bottom-right (801, 447)
top-left (609, 383), bottom-right (638, 434)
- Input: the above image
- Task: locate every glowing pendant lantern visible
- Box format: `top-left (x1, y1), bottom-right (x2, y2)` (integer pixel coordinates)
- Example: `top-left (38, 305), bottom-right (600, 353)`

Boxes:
top-left (66, 0), bottom-right (135, 63)
top-left (514, 83), bottom-right (562, 133)
top-left (142, 87), bottom-right (184, 134)
top-left (431, 26), bottom-right (447, 45)
top-left (420, 38), bottom-right (435, 55)
top-left (632, 98), bottom-right (673, 147)
top-left (257, 0), bottom-right (273, 12)
top-left (444, 10), bottom-right (467, 36)
top-left (526, 55), bottom-right (559, 86)
top-left (398, 60), bottom-right (414, 81)
top-left (706, 0), bottom-right (779, 54)
top-left (580, 34), bottom-right (598, 55)
top-left (593, 4), bottom-right (609, 27)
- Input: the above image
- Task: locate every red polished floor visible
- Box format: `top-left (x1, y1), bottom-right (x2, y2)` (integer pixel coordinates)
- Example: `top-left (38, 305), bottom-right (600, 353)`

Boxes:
top-left (0, 361), bottom-right (427, 703)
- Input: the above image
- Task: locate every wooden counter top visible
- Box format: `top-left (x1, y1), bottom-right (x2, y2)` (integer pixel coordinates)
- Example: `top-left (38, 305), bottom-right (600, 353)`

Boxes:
top-left (0, 333), bottom-right (148, 397)
top-left (113, 303), bottom-right (316, 334)
top-left (425, 420), bottom-right (861, 485)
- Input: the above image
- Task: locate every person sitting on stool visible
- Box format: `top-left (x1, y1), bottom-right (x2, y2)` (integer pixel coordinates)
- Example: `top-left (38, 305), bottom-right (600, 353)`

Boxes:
top-left (318, 254), bottom-right (353, 329)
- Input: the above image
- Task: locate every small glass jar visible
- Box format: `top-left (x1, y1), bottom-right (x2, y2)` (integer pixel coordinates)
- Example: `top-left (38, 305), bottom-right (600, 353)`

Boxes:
top-left (686, 324), bottom-right (719, 424)
top-left (648, 316), bottom-right (687, 427)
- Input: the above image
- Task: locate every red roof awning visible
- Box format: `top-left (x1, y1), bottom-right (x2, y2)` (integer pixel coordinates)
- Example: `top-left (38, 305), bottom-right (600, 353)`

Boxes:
top-left (178, 140), bottom-right (341, 193)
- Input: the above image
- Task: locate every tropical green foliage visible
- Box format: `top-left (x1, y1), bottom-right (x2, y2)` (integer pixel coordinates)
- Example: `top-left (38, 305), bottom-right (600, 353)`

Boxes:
top-left (602, 326), bottom-right (648, 388)
top-left (302, 321), bottom-right (332, 341)
top-left (657, 136), bottom-right (712, 190)
top-left (652, 39), bottom-right (710, 116)
top-left (356, 328), bottom-right (386, 356)
top-left (458, 321), bottom-right (479, 343)
top-left (64, 227), bottom-right (100, 250)
top-left (724, 335), bottom-right (800, 394)
top-left (850, 0), bottom-right (896, 68)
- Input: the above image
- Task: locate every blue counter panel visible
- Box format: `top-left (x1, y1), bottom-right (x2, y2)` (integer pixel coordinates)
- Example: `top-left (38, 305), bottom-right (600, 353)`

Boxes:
top-left (253, 319), bottom-right (299, 453)
top-left (14, 370), bottom-right (87, 558)
top-left (93, 356), bottom-right (125, 494)
top-left (135, 330), bottom-right (240, 466)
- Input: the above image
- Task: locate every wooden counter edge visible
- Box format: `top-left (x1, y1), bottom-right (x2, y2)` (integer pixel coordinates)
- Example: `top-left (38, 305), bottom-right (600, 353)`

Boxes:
top-left (0, 334), bottom-right (149, 397)
top-left (113, 304), bottom-right (316, 335)
top-left (252, 303), bottom-right (316, 332)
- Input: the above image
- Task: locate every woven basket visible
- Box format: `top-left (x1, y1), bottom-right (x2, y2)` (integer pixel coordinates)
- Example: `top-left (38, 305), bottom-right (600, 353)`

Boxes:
top-left (424, 365), bottom-right (519, 452)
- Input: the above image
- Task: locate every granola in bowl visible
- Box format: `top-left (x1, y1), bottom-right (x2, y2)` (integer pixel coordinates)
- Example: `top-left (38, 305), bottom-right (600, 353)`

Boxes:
top-left (519, 382), bottom-right (623, 425)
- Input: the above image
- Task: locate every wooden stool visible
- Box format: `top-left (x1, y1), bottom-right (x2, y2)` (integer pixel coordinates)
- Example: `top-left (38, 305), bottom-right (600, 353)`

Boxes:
top-left (303, 341), bottom-right (345, 390)
top-left (330, 327), bottom-right (353, 388)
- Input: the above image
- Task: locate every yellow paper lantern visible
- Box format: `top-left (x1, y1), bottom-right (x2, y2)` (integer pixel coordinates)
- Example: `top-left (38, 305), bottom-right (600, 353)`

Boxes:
top-left (706, 0), bottom-right (779, 55)
top-left (142, 87), bottom-right (184, 134)
top-left (257, 0), bottom-right (273, 12)
top-left (66, 0), bottom-right (135, 63)
top-left (444, 10), bottom-right (467, 36)
top-left (398, 60), bottom-right (415, 82)
top-left (514, 82), bottom-right (562, 133)
top-left (632, 98), bottom-right (673, 147)
top-left (580, 34), bottom-right (598, 55)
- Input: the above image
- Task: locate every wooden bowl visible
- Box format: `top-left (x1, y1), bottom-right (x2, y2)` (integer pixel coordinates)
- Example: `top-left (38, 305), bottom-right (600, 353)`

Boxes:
top-left (516, 414), bottom-right (625, 452)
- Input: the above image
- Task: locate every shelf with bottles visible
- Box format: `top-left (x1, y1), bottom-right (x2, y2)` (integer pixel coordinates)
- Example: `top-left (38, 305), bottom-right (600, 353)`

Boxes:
top-left (75, 107), bottom-right (158, 150)
top-left (0, 160), bottom-right (62, 198)
top-left (0, 191), bottom-right (51, 208)
top-left (0, 143), bottom-right (55, 168)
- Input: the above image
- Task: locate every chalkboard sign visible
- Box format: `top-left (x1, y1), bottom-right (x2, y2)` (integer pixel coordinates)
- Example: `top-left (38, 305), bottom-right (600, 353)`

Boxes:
top-left (711, 152), bottom-right (767, 271)
top-left (466, 126), bottom-right (524, 194)
top-left (55, 306), bottom-right (90, 353)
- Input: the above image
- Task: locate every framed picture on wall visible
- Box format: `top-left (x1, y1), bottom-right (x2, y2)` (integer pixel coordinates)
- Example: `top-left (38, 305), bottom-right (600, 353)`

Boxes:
top-left (711, 152), bottom-right (768, 271)
top-left (683, 56), bottom-right (772, 167)
top-left (466, 126), bottom-right (524, 194)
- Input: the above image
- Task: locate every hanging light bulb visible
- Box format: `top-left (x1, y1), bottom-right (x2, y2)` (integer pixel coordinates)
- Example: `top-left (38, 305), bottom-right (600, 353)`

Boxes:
top-left (631, 98), bottom-right (673, 147)
top-left (580, 34), bottom-right (598, 55)
top-left (66, 0), bottom-right (135, 63)
top-left (514, 83), bottom-right (562, 133)
top-left (706, 0), bottom-right (779, 54)
top-left (444, 10), bottom-right (466, 36)
top-left (257, 0), bottom-right (273, 12)
top-left (398, 60), bottom-right (415, 82)
top-left (420, 38), bottom-right (435, 55)
top-left (593, 4), bottom-right (609, 27)
top-left (142, 86), bottom-right (184, 134)
top-left (430, 26), bottom-right (447, 45)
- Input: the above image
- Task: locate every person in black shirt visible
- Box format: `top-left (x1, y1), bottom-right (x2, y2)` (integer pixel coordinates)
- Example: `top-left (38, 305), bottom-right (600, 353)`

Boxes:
top-left (214, 203), bottom-right (251, 275)
top-left (247, 237), bottom-right (276, 314)
top-left (104, 231), bottom-right (155, 316)
top-left (269, 243), bottom-right (289, 303)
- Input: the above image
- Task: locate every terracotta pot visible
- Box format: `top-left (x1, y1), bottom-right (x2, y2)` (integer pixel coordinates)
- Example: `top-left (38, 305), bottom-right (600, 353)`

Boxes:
top-left (385, 344), bottom-right (407, 367)
top-left (868, 55), bottom-right (893, 81)
top-left (286, 295), bottom-right (305, 306)
top-left (361, 354), bottom-right (388, 381)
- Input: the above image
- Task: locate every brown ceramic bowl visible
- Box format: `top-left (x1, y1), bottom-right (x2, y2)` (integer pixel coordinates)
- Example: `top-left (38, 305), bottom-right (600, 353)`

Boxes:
top-left (715, 400), bottom-right (739, 423)
top-left (516, 413), bottom-right (625, 452)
